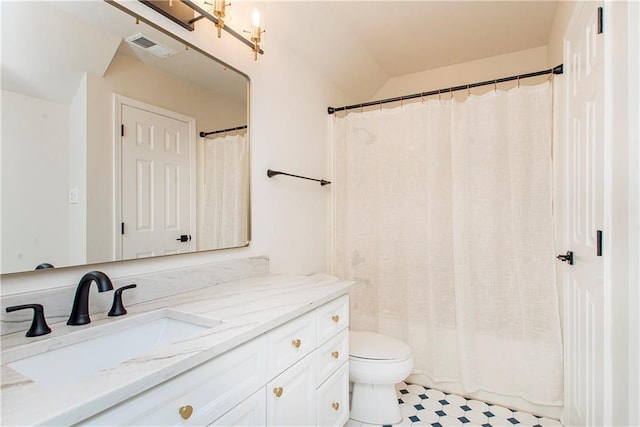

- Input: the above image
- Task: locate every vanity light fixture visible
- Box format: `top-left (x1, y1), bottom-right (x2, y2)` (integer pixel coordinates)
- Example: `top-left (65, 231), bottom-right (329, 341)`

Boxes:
top-left (246, 8), bottom-right (264, 61)
top-left (141, 0), bottom-right (265, 60)
top-left (212, 0), bottom-right (228, 38)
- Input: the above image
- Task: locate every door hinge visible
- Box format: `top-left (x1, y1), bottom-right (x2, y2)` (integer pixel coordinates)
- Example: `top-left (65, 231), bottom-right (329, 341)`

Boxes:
top-left (597, 6), bottom-right (603, 34)
top-left (121, 222), bottom-right (125, 235)
top-left (121, 124), bottom-right (124, 137)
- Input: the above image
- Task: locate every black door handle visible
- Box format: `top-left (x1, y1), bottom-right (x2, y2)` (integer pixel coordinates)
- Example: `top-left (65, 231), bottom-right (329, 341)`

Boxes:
top-left (557, 251), bottom-right (574, 265)
top-left (176, 234), bottom-right (191, 242)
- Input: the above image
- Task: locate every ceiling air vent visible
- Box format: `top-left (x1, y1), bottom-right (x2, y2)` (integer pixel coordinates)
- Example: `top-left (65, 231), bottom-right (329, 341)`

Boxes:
top-left (125, 33), bottom-right (176, 58)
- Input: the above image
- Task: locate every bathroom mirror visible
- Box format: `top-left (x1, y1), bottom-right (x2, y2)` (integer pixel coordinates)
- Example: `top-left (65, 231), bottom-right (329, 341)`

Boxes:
top-left (1, 1), bottom-right (250, 275)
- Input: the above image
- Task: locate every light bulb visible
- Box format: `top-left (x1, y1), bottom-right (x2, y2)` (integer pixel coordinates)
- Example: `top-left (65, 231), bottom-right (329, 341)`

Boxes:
top-left (252, 8), bottom-right (260, 28)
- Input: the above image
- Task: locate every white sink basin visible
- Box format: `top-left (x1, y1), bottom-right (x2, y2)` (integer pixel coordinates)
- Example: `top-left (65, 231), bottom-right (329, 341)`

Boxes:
top-left (7, 310), bottom-right (222, 386)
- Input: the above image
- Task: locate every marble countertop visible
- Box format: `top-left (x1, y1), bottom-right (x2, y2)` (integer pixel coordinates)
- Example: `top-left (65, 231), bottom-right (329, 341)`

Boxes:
top-left (0, 273), bottom-right (352, 426)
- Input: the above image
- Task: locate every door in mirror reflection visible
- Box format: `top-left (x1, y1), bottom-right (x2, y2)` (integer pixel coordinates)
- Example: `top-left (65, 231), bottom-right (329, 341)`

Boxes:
top-left (120, 100), bottom-right (194, 259)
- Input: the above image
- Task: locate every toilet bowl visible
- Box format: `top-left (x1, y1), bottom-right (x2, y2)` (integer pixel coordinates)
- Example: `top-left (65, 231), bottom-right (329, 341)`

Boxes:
top-left (349, 331), bottom-right (413, 425)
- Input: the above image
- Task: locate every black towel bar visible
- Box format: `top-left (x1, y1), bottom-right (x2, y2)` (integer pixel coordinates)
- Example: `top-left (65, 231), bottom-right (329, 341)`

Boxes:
top-left (267, 169), bottom-right (331, 186)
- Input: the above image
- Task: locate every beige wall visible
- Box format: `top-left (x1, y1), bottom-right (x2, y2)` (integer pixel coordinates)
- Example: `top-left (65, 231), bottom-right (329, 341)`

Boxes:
top-left (371, 46), bottom-right (549, 101)
top-left (370, 0), bottom-right (576, 105)
top-left (547, 2), bottom-right (577, 67)
top-left (85, 52), bottom-right (247, 263)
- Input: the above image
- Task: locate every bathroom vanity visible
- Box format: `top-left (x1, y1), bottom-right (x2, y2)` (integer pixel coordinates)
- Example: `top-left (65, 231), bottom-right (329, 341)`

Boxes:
top-left (0, 273), bottom-right (351, 426)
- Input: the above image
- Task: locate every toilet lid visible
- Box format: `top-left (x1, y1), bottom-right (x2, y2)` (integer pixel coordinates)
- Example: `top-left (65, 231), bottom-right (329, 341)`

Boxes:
top-left (350, 331), bottom-right (411, 360)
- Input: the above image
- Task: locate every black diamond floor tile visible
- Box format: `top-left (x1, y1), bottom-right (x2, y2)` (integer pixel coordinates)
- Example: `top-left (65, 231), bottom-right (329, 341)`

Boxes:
top-left (346, 382), bottom-right (563, 427)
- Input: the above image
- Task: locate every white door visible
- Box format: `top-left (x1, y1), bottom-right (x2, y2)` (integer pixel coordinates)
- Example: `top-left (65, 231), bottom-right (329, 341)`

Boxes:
top-left (562, 2), bottom-right (604, 426)
top-left (120, 103), bottom-right (194, 259)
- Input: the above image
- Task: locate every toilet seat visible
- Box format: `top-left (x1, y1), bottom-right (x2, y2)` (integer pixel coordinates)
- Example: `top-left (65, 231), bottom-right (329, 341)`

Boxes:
top-left (349, 331), bottom-right (411, 360)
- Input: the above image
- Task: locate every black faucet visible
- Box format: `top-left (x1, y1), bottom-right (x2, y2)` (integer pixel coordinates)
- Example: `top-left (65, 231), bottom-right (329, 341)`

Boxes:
top-left (67, 271), bottom-right (114, 325)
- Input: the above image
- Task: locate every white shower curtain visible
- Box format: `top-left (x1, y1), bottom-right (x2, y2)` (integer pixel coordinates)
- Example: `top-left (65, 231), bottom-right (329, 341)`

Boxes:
top-left (332, 82), bottom-right (563, 407)
top-left (198, 130), bottom-right (249, 250)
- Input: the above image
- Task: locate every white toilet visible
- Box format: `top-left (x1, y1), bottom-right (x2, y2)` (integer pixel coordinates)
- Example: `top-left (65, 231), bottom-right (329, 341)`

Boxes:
top-left (349, 331), bottom-right (413, 425)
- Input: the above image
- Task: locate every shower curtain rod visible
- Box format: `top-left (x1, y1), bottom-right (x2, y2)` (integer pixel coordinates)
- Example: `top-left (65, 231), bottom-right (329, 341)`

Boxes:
top-left (327, 64), bottom-right (563, 114)
top-left (200, 125), bottom-right (247, 138)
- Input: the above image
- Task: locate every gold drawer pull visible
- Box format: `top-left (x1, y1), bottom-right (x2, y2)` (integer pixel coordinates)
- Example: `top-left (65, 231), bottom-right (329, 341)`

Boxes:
top-left (331, 351), bottom-right (339, 359)
top-left (331, 315), bottom-right (340, 323)
top-left (332, 402), bottom-right (340, 411)
top-left (292, 339), bottom-right (302, 348)
top-left (179, 405), bottom-right (193, 420)
top-left (273, 387), bottom-right (284, 397)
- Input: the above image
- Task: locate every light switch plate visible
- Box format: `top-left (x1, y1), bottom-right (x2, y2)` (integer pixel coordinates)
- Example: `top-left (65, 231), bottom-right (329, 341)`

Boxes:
top-left (69, 188), bottom-right (79, 204)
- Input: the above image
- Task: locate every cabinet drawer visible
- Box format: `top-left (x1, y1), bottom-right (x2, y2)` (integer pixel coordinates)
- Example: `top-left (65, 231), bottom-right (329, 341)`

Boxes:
top-left (317, 361), bottom-right (349, 427)
top-left (210, 388), bottom-right (265, 426)
top-left (317, 328), bottom-right (349, 386)
top-left (84, 336), bottom-right (266, 426)
top-left (266, 309), bottom-right (317, 379)
top-left (317, 294), bottom-right (349, 343)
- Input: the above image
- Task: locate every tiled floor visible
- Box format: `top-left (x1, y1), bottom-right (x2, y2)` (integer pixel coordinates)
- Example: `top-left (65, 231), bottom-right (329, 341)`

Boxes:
top-left (345, 382), bottom-right (563, 427)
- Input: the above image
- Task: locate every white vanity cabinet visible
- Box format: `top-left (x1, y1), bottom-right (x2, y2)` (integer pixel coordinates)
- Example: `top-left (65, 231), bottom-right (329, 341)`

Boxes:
top-left (265, 294), bottom-right (350, 426)
top-left (209, 388), bottom-right (266, 426)
top-left (317, 362), bottom-right (349, 426)
top-left (267, 352), bottom-right (318, 425)
top-left (79, 294), bottom-right (349, 426)
top-left (312, 296), bottom-right (350, 427)
top-left (82, 335), bottom-right (267, 426)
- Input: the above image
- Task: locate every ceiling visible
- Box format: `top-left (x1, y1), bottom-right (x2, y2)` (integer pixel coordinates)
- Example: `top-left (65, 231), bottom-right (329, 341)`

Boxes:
top-left (266, 1), bottom-right (559, 102)
top-left (1, 1), bottom-right (247, 105)
top-left (2, 1), bottom-right (559, 106)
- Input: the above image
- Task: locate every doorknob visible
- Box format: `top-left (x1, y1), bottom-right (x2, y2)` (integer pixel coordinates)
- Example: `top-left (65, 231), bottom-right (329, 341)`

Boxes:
top-left (556, 251), bottom-right (574, 265)
top-left (176, 234), bottom-right (191, 242)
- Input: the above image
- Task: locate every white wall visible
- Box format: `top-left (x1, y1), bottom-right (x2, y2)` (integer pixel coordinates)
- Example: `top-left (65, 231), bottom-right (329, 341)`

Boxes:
top-left (0, 1), bottom-right (349, 295)
top-left (629, 4), bottom-right (640, 425)
top-left (68, 75), bottom-right (88, 266)
top-left (1, 91), bottom-right (70, 273)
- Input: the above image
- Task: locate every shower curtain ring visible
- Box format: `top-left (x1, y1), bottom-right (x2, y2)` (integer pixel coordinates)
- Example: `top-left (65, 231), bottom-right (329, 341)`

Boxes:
top-left (450, 87), bottom-right (453, 100)
top-left (467, 84), bottom-right (471, 96)
top-left (517, 75), bottom-right (521, 88)
top-left (438, 89), bottom-right (441, 101)
top-left (379, 101), bottom-right (383, 111)
top-left (494, 80), bottom-right (497, 93)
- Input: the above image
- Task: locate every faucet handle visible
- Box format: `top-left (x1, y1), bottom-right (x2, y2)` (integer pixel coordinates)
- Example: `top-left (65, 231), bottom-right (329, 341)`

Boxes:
top-left (108, 284), bottom-right (137, 317)
top-left (5, 304), bottom-right (52, 337)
